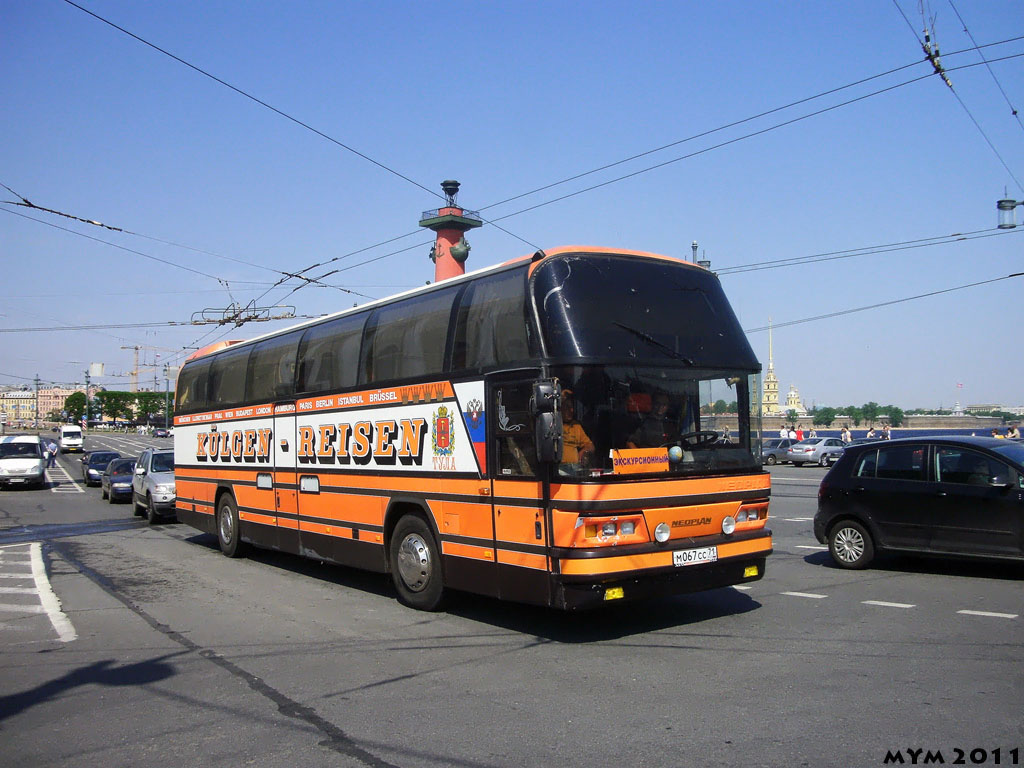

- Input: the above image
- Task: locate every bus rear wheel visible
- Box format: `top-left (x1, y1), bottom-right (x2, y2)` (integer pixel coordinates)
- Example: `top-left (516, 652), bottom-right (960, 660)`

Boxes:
top-left (217, 494), bottom-right (247, 558)
top-left (389, 515), bottom-right (444, 611)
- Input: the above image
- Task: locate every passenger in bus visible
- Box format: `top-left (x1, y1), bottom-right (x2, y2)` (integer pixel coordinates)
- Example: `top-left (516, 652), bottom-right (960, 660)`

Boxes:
top-left (560, 390), bottom-right (594, 470)
top-left (626, 392), bottom-right (678, 448)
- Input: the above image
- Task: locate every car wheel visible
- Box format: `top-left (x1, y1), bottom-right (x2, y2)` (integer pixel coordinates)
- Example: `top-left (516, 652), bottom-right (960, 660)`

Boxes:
top-left (818, 453), bottom-right (829, 467)
top-left (101, 485), bottom-right (108, 499)
top-left (133, 492), bottom-right (144, 517)
top-left (389, 514), bottom-right (444, 611)
top-left (217, 494), bottom-right (248, 558)
top-left (146, 495), bottom-right (160, 525)
top-left (765, 455), bottom-right (777, 465)
top-left (828, 520), bottom-right (874, 569)
top-left (108, 489), bottom-right (117, 504)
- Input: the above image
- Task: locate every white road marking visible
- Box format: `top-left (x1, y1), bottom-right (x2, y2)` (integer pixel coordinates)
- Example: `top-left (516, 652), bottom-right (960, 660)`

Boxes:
top-left (795, 545), bottom-right (828, 551)
top-left (0, 586), bottom-right (36, 594)
top-left (782, 591), bottom-right (828, 599)
top-left (862, 600), bottom-right (915, 609)
top-left (0, 603), bottom-right (45, 613)
top-left (732, 585), bottom-right (752, 591)
top-left (784, 517), bottom-right (814, 522)
top-left (30, 542), bottom-right (77, 642)
top-left (957, 610), bottom-right (1018, 620)
top-left (47, 464), bottom-right (83, 493)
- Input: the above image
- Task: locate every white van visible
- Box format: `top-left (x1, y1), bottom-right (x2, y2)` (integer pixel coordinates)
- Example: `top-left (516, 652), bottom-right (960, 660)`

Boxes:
top-left (0, 435), bottom-right (46, 488)
top-left (58, 425), bottom-right (84, 453)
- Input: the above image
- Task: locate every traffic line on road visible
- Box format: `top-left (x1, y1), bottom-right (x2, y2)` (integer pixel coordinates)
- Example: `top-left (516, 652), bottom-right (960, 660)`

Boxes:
top-left (732, 585), bottom-right (752, 591)
top-left (784, 517), bottom-right (814, 522)
top-left (47, 464), bottom-right (83, 494)
top-left (957, 610), bottom-right (1018, 620)
top-left (782, 591), bottom-right (828, 599)
top-left (862, 600), bottom-right (915, 609)
top-left (795, 545), bottom-right (828, 551)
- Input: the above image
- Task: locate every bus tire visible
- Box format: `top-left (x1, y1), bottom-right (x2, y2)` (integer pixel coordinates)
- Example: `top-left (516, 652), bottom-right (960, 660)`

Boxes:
top-left (217, 494), bottom-right (247, 558)
top-left (389, 515), bottom-right (444, 611)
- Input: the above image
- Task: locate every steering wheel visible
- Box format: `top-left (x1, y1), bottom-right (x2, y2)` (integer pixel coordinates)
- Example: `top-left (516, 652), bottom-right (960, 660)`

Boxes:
top-left (665, 430), bottom-right (721, 448)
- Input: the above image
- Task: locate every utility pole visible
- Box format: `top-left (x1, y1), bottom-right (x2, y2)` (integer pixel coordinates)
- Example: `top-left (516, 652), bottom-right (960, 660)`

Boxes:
top-left (34, 373), bottom-right (40, 429)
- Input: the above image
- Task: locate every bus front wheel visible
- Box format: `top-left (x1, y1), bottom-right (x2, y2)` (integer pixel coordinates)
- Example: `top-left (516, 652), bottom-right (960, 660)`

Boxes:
top-left (389, 515), bottom-right (444, 611)
top-left (217, 494), bottom-right (247, 558)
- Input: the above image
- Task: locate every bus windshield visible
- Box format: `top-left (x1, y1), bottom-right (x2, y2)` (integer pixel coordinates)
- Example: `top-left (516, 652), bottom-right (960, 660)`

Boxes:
top-left (553, 365), bottom-right (760, 478)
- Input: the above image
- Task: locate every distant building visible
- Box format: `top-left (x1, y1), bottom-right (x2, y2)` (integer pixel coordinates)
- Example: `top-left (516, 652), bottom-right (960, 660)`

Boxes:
top-left (761, 321), bottom-right (806, 417)
top-left (38, 386), bottom-right (83, 421)
top-left (0, 390), bottom-right (36, 426)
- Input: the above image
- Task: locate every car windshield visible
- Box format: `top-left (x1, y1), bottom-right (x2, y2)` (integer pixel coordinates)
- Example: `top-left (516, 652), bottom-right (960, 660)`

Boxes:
top-left (0, 442), bottom-right (41, 459)
top-left (88, 452), bottom-right (119, 466)
top-left (108, 460), bottom-right (136, 476)
top-left (151, 453), bottom-right (174, 473)
top-left (62, 429), bottom-right (82, 438)
top-left (991, 441), bottom-right (1024, 466)
top-left (763, 439), bottom-right (782, 448)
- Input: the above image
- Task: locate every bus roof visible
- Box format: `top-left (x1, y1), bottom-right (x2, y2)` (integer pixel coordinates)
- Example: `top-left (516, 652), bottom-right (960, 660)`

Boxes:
top-left (184, 247), bottom-right (709, 364)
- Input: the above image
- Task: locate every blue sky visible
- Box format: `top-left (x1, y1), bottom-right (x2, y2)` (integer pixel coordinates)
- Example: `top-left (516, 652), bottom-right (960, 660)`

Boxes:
top-left (2, 1), bottom-right (1022, 410)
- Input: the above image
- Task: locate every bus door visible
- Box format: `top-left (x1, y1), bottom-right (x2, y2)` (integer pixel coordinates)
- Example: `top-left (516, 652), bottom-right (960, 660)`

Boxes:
top-left (272, 402), bottom-right (299, 552)
top-left (487, 375), bottom-right (552, 605)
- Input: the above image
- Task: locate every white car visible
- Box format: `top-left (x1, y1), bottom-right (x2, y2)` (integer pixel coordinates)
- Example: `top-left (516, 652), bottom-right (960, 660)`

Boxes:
top-left (132, 448), bottom-right (176, 523)
top-left (58, 424), bottom-right (84, 453)
top-left (0, 435), bottom-right (47, 489)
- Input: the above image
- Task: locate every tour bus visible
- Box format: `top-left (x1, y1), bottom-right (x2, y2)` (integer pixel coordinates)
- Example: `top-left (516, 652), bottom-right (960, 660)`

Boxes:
top-left (173, 247), bottom-right (772, 610)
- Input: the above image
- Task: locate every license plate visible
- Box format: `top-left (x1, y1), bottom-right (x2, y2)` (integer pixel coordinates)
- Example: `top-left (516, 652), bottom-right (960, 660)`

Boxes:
top-left (673, 546), bottom-right (718, 567)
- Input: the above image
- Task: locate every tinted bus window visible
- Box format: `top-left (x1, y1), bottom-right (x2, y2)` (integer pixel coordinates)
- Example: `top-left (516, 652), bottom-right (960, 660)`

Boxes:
top-left (452, 267), bottom-right (532, 370)
top-left (175, 360), bottom-right (211, 413)
top-left (208, 345), bottom-right (252, 409)
top-left (246, 330), bottom-right (302, 402)
top-left (362, 286), bottom-right (460, 383)
top-left (296, 313), bottom-right (367, 394)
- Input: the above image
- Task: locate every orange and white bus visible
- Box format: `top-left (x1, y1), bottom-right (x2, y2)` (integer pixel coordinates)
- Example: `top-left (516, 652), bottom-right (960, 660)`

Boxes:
top-left (173, 246), bottom-right (772, 610)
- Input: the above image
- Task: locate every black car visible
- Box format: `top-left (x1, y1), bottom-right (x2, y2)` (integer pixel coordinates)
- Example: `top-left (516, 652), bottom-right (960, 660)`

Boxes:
top-left (100, 458), bottom-right (137, 503)
top-left (814, 436), bottom-right (1024, 568)
top-left (81, 451), bottom-right (121, 487)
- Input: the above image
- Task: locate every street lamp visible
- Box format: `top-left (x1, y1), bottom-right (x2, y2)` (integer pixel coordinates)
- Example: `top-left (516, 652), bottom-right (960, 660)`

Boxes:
top-left (997, 198), bottom-right (1021, 229)
top-left (163, 364), bottom-right (170, 429)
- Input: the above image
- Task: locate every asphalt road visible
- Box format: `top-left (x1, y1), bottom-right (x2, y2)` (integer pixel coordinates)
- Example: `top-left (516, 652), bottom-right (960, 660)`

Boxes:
top-left (1, 434), bottom-right (1021, 767)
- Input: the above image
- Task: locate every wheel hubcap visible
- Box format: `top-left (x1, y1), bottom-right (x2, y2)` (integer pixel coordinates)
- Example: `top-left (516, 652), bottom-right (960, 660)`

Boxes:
top-left (220, 507), bottom-right (233, 543)
top-left (834, 527), bottom-right (865, 562)
top-left (396, 533), bottom-right (431, 592)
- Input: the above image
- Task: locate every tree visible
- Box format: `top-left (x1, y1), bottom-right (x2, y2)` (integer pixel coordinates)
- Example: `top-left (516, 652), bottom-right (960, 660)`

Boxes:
top-left (95, 391), bottom-right (138, 422)
top-left (136, 392), bottom-right (167, 423)
top-left (786, 409), bottom-right (799, 422)
top-left (845, 406), bottom-right (863, 426)
top-left (812, 407), bottom-right (837, 427)
top-left (861, 401), bottom-right (881, 425)
top-left (64, 392), bottom-right (86, 421)
top-left (884, 405), bottom-right (905, 428)
top-left (713, 399), bottom-right (729, 414)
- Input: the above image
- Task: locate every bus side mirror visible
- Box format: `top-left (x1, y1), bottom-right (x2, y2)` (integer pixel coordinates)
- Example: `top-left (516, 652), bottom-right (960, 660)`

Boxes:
top-left (535, 412), bottom-right (563, 464)
top-left (530, 380), bottom-right (560, 415)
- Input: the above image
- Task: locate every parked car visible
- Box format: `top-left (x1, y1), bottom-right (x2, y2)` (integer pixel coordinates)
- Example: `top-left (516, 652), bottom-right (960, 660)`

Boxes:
top-left (82, 451), bottom-right (121, 486)
top-left (0, 435), bottom-right (46, 489)
top-left (761, 438), bottom-right (798, 465)
top-left (101, 458), bottom-right (137, 503)
top-left (132, 448), bottom-right (176, 524)
top-left (815, 436), bottom-right (1024, 569)
top-left (785, 437), bottom-right (846, 467)
top-left (153, 428), bottom-right (170, 438)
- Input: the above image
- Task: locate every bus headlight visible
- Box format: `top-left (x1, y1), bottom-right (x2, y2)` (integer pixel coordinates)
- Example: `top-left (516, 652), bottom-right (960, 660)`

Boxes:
top-left (722, 516), bottom-right (736, 535)
top-left (654, 522), bottom-right (671, 542)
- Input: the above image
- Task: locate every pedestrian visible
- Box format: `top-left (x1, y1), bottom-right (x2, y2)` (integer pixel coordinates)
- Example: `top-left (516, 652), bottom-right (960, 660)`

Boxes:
top-left (881, 425), bottom-right (891, 440)
top-left (866, 426), bottom-right (876, 439)
top-left (46, 439), bottom-right (57, 467)
top-left (991, 428), bottom-right (1005, 439)
top-left (779, 425), bottom-right (788, 439)
top-left (840, 426), bottom-right (851, 444)
top-left (1007, 424), bottom-right (1021, 439)
top-left (795, 424), bottom-right (804, 441)
top-left (788, 426), bottom-right (797, 441)
top-left (807, 426), bottom-right (817, 439)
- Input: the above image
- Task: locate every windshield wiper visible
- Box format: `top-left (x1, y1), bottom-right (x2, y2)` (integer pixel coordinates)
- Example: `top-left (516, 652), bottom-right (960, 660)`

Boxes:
top-left (613, 322), bottom-right (694, 365)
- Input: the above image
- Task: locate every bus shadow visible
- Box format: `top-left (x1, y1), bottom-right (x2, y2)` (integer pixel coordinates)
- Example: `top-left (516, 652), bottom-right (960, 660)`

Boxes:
top-left (183, 532), bottom-right (763, 640)
top-left (444, 588), bottom-right (763, 642)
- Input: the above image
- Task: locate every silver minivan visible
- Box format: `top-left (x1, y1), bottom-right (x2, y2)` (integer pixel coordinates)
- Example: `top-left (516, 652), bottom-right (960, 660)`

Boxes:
top-left (132, 448), bottom-right (176, 523)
